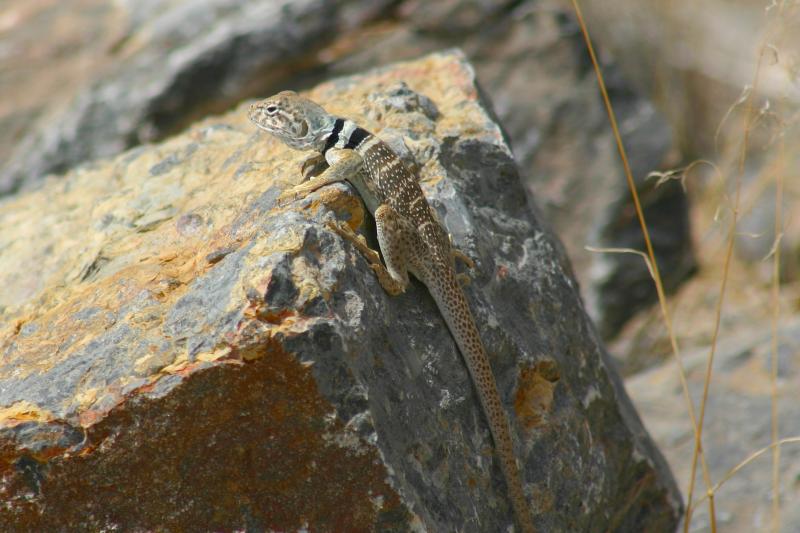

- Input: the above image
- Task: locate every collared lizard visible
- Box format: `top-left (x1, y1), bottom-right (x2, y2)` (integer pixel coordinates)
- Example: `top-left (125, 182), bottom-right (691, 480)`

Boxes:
top-left (248, 91), bottom-right (535, 533)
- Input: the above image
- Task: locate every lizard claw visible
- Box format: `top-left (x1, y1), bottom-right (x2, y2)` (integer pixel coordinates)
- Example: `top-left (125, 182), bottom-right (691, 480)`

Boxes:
top-left (276, 189), bottom-right (299, 207)
top-left (324, 220), bottom-right (346, 235)
top-left (326, 220), bottom-right (359, 240)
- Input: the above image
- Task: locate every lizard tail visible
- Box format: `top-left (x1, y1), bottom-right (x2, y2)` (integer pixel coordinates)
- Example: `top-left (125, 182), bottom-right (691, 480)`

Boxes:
top-left (427, 265), bottom-right (536, 533)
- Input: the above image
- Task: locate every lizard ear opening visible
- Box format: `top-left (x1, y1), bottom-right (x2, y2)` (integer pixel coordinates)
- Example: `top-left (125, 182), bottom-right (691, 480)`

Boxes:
top-left (297, 120), bottom-right (308, 137)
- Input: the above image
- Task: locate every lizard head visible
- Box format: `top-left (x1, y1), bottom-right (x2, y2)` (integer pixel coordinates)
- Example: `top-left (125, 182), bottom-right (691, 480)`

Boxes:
top-left (248, 91), bottom-right (334, 151)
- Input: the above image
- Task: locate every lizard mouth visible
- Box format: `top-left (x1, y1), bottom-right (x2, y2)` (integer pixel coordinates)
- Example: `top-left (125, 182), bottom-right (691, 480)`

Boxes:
top-left (252, 120), bottom-right (296, 142)
top-left (247, 105), bottom-right (313, 149)
top-left (247, 103), bottom-right (284, 132)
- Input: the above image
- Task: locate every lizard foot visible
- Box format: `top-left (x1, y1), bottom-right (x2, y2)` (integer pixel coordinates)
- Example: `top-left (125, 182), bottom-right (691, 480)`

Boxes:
top-left (368, 263), bottom-right (406, 295)
top-left (326, 221), bottom-right (382, 266)
top-left (276, 183), bottom-right (312, 206)
top-left (277, 176), bottom-right (332, 206)
top-left (326, 221), bottom-right (406, 296)
top-left (452, 248), bottom-right (475, 270)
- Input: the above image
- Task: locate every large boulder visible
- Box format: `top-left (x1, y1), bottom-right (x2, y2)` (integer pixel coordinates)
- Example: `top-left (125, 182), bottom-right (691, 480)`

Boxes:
top-left (0, 0), bottom-right (695, 341)
top-left (0, 51), bottom-right (680, 531)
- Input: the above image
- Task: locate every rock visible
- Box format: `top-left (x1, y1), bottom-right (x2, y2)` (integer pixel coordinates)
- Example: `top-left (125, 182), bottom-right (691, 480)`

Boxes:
top-left (626, 315), bottom-right (800, 532)
top-left (578, 0), bottom-right (800, 157)
top-left (608, 248), bottom-right (800, 531)
top-left (735, 174), bottom-right (800, 284)
top-left (0, 0), bottom-right (120, 192)
top-left (0, 0), bottom-right (394, 196)
top-left (0, 51), bottom-right (680, 531)
top-left (579, 0), bottom-right (800, 284)
top-left (0, 0), bottom-right (696, 340)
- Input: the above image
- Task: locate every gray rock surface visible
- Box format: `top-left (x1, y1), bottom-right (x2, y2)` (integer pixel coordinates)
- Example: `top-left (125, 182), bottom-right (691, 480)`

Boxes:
top-left (627, 316), bottom-right (800, 532)
top-left (0, 52), bottom-right (681, 531)
top-left (0, 0), bottom-right (392, 195)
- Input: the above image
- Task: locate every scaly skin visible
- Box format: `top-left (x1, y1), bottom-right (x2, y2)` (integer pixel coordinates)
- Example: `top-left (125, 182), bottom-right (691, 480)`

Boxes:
top-left (248, 91), bottom-right (535, 533)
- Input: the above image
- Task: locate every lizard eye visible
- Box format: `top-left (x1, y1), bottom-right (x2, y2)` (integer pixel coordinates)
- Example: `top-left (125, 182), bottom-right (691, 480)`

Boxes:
top-left (265, 105), bottom-right (278, 115)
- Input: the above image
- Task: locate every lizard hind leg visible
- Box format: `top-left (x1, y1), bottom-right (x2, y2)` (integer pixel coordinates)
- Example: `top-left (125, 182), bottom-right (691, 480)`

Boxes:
top-left (326, 218), bottom-right (407, 296)
top-left (448, 232), bottom-right (475, 270)
top-left (327, 204), bottom-right (426, 297)
top-left (373, 203), bottom-right (432, 294)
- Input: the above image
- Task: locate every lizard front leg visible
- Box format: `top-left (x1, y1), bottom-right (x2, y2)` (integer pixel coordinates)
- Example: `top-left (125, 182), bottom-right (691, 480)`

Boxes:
top-left (328, 204), bottom-right (428, 296)
top-left (300, 153), bottom-right (328, 180)
top-left (277, 150), bottom-right (362, 205)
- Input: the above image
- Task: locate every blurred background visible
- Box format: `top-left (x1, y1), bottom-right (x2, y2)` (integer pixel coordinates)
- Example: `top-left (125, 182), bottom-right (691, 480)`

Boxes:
top-left (0, 0), bottom-right (798, 530)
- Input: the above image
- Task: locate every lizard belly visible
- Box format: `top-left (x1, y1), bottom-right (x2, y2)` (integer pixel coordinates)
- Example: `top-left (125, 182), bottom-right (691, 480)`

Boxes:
top-left (345, 168), bottom-right (382, 216)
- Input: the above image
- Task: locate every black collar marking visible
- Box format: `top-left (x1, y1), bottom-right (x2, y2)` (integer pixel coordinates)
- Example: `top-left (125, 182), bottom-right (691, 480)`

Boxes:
top-left (322, 118), bottom-right (345, 155)
top-left (344, 127), bottom-right (370, 150)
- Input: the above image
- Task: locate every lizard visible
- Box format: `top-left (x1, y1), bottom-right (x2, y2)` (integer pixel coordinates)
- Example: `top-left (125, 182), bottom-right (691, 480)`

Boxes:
top-left (248, 90), bottom-right (535, 533)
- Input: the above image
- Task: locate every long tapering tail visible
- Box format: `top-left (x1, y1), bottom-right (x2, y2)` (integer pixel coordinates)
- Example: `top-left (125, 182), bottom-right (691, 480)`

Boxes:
top-left (427, 265), bottom-right (535, 533)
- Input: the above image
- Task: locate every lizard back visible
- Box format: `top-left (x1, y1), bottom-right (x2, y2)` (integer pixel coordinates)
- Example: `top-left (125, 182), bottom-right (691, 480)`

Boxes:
top-left (323, 117), bottom-right (451, 267)
top-left (324, 116), bottom-right (536, 533)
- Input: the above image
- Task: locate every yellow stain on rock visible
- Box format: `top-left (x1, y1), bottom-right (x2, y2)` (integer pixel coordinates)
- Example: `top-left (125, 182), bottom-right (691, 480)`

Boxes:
top-left (515, 359), bottom-right (560, 430)
top-left (0, 401), bottom-right (55, 427)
